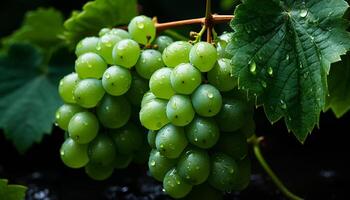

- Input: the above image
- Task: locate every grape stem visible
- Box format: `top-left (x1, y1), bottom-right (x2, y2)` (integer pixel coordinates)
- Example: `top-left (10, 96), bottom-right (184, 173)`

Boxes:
top-left (249, 135), bottom-right (304, 200)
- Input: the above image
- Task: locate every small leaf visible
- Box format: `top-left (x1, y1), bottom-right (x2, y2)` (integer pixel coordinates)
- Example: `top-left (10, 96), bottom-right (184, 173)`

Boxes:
top-left (64, 0), bottom-right (137, 46)
top-left (0, 43), bottom-right (72, 153)
top-left (0, 179), bottom-right (27, 200)
top-left (326, 53), bottom-right (350, 117)
top-left (2, 8), bottom-right (64, 50)
top-left (228, 0), bottom-right (350, 142)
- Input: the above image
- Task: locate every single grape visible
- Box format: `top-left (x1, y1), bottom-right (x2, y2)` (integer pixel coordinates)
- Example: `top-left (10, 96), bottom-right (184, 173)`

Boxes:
top-left (135, 49), bottom-right (164, 79)
top-left (208, 153), bottom-right (239, 192)
top-left (75, 52), bottom-right (107, 79)
top-left (58, 73), bottom-right (80, 103)
top-left (214, 132), bottom-right (248, 160)
top-left (216, 98), bottom-right (250, 132)
top-left (139, 98), bottom-right (169, 130)
top-left (55, 104), bottom-right (84, 131)
top-left (141, 91), bottom-right (157, 108)
top-left (109, 28), bottom-right (131, 39)
top-left (88, 134), bottom-right (117, 166)
top-left (110, 123), bottom-right (143, 155)
top-left (185, 116), bottom-right (220, 149)
top-left (163, 168), bottom-right (192, 199)
top-left (85, 162), bottom-right (114, 181)
top-left (112, 39), bottom-right (141, 68)
top-left (97, 33), bottom-right (122, 64)
top-left (75, 37), bottom-right (99, 56)
top-left (96, 95), bottom-right (131, 128)
top-left (170, 63), bottom-right (201, 95)
top-left (74, 79), bottom-right (105, 108)
top-left (166, 95), bottom-right (195, 126)
top-left (189, 42), bottom-right (217, 72)
top-left (154, 35), bottom-right (174, 52)
top-left (126, 72), bottom-right (149, 107)
top-left (98, 28), bottom-right (111, 37)
top-left (183, 183), bottom-right (223, 200)
top-left (177, 148), bottom-right (210, 185)
top-left (207, 58), bottom-right (237, 92)
top-left (149, 68), bottom-right (175, 99)
top-left (155, 124), bottom-right (188, 158)
top-left (114, 153), bottom-right (133, 169)
top-left (102, 65), bottom-right (132, 96)
top-left (162, 41), bottom-right (192, 67)
top-left (148, 149), bottom-right (177, 181)
top-left (60, 138), bottom-right (89, 168)
top-left (68, 112), bottom-right (99, 144)
top-left (216, 32), bottom-right (233, 59)
top-left (191, 84), bottom-right (222, 117)
top-left (231, 157), bottom-right (251, 191)
top-left (147, 130), bottom-right (157, 148)
top-left (128, 15), bottom-right (156, 45)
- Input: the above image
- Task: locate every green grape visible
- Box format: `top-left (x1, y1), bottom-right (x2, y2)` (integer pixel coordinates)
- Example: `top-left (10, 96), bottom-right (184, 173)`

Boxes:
top-left (148, 149), bottom-right (177, 181)
top-left (96, 95), bottom-right (131, 128)
top-left (114, 153), bottom-right (133, 169)
top-left (147, 130), bottom-right (157, 148)
top-left (170, 63), bottom-right (201, 95)
top-left (128, 15), bottom-right (156, 45)
top-left (97, 33), bottom-right (122, 64)
top-left (68, 112), bottom-right (99, 144)
top-left (141, 91), bottom-right (157, 108)
top-left (166, 95), bottom-right (195, 126)
top-left (240, 117), bottom-right (255, 138)
top-left (216, 98), bottom-right (250, 132)
top-left (155, 124), bottom-right (188, 158)
top-left (162, 41), bottom-right (192, 67)
top-left (154, 35), bottom-right (173, 53)
top-left (231, 157), bottom-right (251, 191)
top-left (189, 42), bottom-right (217, 72)
top-left (74, 79), bottom-right (105, 108)
top-left (149, 68), bottom-right (175, 99)
top-left (55, 104), bottom-right (84, 131)
top-left (58, 73), bottom-right (80, 103)
top-left (216, 32), bottom-right (233, 59)
top-left (98, 28), bottom-right (111, 36)
top-left (191, 84), bottom-right (222, 117)
top-left (110, 123), bottom-right (143, 155)
top-left (135, 49), bottom-right (164, 79)
top-left (102, 66), bottom-right (132, 96)
top-left (208, 153), bottom-right (239, 192)
top-left (215, 132), bottom-right (248, 160)
top-left (60, 138), bottom-right (89, 168)
top-left (85, 162), bottom-right (114, 181)
top-left (133, 142), bottom-right (151, 164)
top-left (109, 28), bottom-right (131, 39)
top-left (207, 58), bottom-right (237, 92)
top-left (75, 37), bottom-right (99, 56)
top-left (75, 52), bottom-right (107, 79)
top-left (183, 183), bottom-right (223, 200)
top-left (185, 116), bottom-right (220, 149)
top-left (163, 168), bottom-right (192, 199)
top-left (139, 98), bottom-right (169, 130)
top-left (177, 148), bottom-right (210, 185)
top-left (88, 134), bottom-right (117, 166)
top-left (126, 72), bottom-right (149, 106)
top-left (113, 39), bottom-right (141, 68)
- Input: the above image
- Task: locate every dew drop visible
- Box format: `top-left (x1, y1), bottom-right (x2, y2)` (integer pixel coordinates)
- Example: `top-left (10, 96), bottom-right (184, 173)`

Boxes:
top-left (137, 22), bottom-right (145, 29)
top-left (150, 161), bottom-right (156, 166)
top-left (286, 54), bottom-right (290, 61)
top-left (207, 93), bottom-right (214, 98)
top-left (280, 99), bottom-right (287, 109)
top-left (300, 9), bottom-right (308, 18)
top-left (267, 67), bottom-right (273, 76)
top-left (249, 61), bottom-right (257, 75)
top-left (54, 122), bottom-right (59, 127)
top-left (60, 151), bottom-right (65, 156)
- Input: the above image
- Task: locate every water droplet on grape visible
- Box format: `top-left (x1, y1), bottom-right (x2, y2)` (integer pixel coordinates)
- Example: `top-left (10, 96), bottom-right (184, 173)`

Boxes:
top-left (280, 99), bottom-right (287, 109)
top-left (207, 93), bottom-right (214, 98)
top-left (300, 9), bottom-right (308, 18)
top-left (267, 67), bottom-right (273, 76)
top-left (137, 22), bottom-right (145, 29)
top-left (56, 113), bottom-right (60, 119)
top-left (249, 61), bottom-right (257, 75)
top-left (150, 161), bottom-right (156, 166)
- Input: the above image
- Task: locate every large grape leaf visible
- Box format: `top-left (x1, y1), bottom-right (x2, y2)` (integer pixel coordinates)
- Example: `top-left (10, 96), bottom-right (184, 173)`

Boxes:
top-left (0, 179), bottom-right (27, 200)
top-left (228, 0), bottom-right (350, 142)
top-left (2, 8), bottom-right (64, 50)
top-left (64, 0), bottom-right (137, 46)
top-left (0, 43), bottom-right (72, 153)
top-left (326, 53), bottom-right (350, 117)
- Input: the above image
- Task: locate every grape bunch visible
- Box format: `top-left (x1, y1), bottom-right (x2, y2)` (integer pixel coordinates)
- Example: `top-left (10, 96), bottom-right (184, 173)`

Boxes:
top-left (141, 33), bottom-right (255, 199)
top-left (55, 15), bottom-right (170, 180)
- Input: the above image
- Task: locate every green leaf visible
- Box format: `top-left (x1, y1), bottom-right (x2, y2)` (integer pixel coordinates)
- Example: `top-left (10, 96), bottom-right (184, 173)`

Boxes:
top-left (64, 0), bottom-right (137, 46)
top-left (2, 8), bottom-right (64, 50)
top-left (0, 179), bottom-right (27, 200)
top-left (0, 43), bottom-right (72, 153)
top-left (228, 0), bottom-right (350, 142)
top-left (326, 53), bottom-right (350, 117)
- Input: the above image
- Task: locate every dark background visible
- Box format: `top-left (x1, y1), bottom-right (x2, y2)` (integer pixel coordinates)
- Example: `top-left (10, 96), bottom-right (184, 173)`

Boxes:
top-left (0, 0), bottom-right (349, 199)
